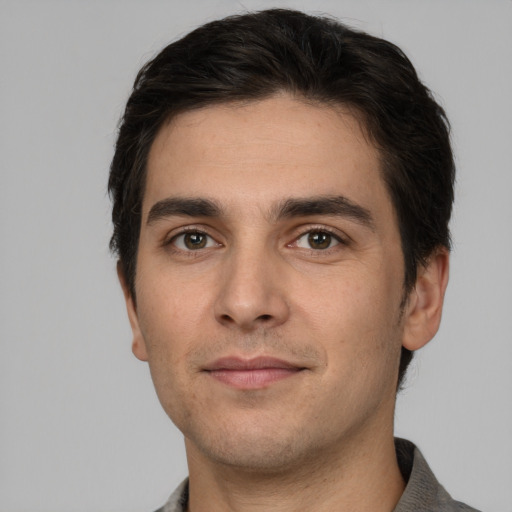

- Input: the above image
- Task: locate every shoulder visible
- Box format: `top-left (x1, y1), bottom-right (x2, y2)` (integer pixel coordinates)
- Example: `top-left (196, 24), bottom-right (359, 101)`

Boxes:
top-left (153, 479), bottom-right (189, 512)
top-left (394, 438), bottom-right (481, 512)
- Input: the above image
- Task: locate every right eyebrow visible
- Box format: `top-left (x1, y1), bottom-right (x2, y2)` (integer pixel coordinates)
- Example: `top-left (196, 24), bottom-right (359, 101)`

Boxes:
top-left (146, 197), bottom-right (221, 225)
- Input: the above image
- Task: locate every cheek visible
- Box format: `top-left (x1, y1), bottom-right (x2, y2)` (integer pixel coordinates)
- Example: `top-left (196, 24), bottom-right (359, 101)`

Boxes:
top-left (299, 263), bottom-right (398, 327)
top-left (137, 259), bottom-right (212, 332)
top-left (134, 272), bottom-right (210, 386)
top-left (135, 279), bottom-right (204, 421)
top-left (297, 265), bottom-right (403, 372)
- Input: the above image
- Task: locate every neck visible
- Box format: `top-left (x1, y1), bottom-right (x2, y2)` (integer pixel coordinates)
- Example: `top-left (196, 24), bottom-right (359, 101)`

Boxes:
top-left (185, 426), bottom-right (404, 512)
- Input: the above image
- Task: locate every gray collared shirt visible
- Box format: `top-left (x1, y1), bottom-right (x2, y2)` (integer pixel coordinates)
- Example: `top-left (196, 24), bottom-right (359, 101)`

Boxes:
top-left (155, 439), bottom-right (480, 511)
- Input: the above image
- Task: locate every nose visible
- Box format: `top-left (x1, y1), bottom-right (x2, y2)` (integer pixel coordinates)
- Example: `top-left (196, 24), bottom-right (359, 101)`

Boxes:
top-left (214, 245), bottom-right (290, 331)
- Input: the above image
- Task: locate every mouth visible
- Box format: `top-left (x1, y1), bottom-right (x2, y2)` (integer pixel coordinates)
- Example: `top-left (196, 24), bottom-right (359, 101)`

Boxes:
top-left (203, 356), bottom-right (306, 390)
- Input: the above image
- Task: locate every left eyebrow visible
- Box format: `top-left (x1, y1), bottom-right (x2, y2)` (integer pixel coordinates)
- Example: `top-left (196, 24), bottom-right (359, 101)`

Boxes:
top-left (272, 195), bottom-right (375, 230)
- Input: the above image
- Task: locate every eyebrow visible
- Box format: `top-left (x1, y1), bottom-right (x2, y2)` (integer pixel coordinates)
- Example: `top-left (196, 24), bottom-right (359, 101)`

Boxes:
top-left (146, 197), bottom-right (221, 224)
top-left (273, 196), bottom-right (375, 230)
top-left (146, 194), bottom-right (374, 230)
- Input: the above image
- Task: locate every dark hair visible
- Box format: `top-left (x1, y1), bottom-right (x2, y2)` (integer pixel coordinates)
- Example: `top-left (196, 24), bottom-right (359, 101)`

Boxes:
top-left (109, 8), bottom-right (454, 388)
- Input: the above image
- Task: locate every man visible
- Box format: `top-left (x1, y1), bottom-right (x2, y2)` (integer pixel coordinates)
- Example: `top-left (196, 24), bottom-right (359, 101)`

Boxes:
top-left (109, 9), bottom-right (479, 512)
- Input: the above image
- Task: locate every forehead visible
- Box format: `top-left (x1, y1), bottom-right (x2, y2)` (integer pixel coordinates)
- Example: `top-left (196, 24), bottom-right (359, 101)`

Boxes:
top-left (144, 95), bottom-right (391, 221)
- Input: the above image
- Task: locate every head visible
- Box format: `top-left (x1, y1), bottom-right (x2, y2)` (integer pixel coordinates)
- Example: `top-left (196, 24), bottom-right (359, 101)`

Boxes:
top-left (109, 9), bottom-right (453, 414)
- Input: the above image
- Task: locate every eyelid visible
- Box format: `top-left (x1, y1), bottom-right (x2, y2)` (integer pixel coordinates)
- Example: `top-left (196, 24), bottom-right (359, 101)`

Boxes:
top-left (160, 223), bottom-right (350, 253)
top-left (163, 225), bottom-right (221, 249)
top-left (288, 224), bottom-right (350, 247)
top-left (295, 232), bottom-right (340, 250)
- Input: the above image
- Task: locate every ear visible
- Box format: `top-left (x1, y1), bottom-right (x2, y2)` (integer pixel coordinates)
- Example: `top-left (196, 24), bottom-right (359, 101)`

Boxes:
top-left (117, 262), bottom-right (149, 362)
top-left (402, 248), bottom-right (450, 351)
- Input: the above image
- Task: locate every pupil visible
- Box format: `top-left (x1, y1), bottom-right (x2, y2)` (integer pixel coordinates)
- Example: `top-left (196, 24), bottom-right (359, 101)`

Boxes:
top-left (185, 233), bottom-right (206, 249)
top-left (308, 232), bottom-right (331, 249)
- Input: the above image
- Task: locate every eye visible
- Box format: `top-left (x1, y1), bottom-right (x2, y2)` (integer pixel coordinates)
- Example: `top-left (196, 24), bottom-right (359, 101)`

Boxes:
top-left (295, 230), bottom-right (341, 250)
top-left (172, 231), bottom-right (218, 251)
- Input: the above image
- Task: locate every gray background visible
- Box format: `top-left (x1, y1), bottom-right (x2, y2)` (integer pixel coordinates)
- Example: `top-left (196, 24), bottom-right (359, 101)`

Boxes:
top-left (1, 1), bottom-right (511, 511)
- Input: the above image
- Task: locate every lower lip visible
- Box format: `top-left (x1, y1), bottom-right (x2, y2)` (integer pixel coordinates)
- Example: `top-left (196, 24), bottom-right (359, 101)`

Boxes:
top-left (207, 368), bottom-right (301, 389)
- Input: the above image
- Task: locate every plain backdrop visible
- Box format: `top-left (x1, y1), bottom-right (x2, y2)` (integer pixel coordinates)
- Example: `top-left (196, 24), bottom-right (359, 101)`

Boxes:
top-left (1, 1), bottom-right (511, 511)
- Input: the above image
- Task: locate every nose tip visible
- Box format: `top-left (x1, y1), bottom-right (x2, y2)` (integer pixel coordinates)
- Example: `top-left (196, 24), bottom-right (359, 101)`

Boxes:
top-left (214, 255), bottom-right (290, 331)
top-left (217, 311), bottom-right (280, 330)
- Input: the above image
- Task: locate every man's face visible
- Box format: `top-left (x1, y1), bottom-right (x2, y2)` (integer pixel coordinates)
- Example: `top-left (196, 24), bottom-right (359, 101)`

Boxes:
top-left (123, 95), bottom-right (412, 471)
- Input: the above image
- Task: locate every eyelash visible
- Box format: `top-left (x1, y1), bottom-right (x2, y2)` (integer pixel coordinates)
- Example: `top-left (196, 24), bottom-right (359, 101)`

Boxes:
top-left (163, 225), bottom-right (349, 254)
top-left (290, 226), bottom-right (348, 252)
top-left (164, 227), bottom-right (219, 253)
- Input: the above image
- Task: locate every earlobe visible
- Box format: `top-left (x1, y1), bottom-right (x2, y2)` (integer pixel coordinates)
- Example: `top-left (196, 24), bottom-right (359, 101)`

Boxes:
top-left (117, 262), bottom-right (149, 362)
top-left (402, 248), bottom-right (450, 351)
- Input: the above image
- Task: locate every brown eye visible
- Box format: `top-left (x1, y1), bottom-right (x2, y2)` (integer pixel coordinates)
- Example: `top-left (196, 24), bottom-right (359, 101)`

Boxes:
top-left (308, 232), bottom-right (332, 249)
top-left (173, 232), bottom-right (217, 250)
top-left (184, 233), bottom-right (207, 249)
top-left (295, 230), bottom-right (340, 250)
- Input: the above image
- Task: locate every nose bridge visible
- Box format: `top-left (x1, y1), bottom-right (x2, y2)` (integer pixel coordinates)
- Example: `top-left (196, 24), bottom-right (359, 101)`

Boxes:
top-left (214, 235), bottom-right (289, 330)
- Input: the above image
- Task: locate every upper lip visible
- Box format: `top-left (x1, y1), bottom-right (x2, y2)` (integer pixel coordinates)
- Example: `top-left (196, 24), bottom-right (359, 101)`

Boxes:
top-left (204, 356), bottom-right (303, 371)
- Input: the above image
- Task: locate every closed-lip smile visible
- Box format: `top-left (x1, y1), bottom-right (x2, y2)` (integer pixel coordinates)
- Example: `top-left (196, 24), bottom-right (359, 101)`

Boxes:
top-left (204, 356), bottom-right (305, 389)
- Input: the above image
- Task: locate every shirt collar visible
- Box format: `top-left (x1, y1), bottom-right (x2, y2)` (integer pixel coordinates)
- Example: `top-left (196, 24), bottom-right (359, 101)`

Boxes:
top-left (158, 438), bottom-right (478, 512)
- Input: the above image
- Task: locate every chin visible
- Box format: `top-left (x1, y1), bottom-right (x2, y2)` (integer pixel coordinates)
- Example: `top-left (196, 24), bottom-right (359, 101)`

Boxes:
top-left (202, 441), bottom-right (305, 473)
top-left (185, 419), bottom-right (318, 473)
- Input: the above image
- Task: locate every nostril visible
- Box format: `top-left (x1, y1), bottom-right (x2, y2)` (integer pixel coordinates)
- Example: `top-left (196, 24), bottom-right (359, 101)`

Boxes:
top-left (257, 314), bottom-right (273, 322)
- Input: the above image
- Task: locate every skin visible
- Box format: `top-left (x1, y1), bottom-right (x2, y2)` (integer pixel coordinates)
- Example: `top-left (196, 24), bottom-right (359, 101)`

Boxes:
top-left (119, 94), bottom-right (449, 511)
